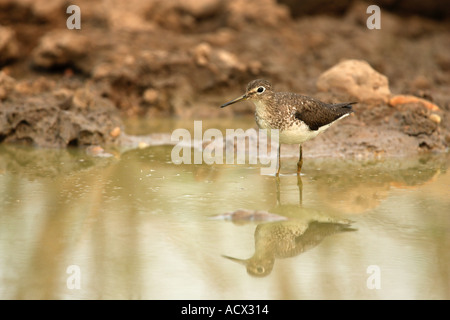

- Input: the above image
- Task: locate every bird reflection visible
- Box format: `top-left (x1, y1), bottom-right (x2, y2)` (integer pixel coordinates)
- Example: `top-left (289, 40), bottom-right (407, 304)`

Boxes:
top-left (222, 176), bottom-right (356, 277)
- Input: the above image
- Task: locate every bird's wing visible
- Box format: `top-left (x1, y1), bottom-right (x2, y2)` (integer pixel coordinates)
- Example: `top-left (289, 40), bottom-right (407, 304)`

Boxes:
top-left (294, 97), bottom-right (355, 131)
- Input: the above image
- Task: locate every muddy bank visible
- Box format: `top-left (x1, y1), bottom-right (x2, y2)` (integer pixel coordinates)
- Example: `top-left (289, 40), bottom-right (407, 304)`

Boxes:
top-left (0, 73), bottom-right (122, 147)
top-left (0, 0), bottom-right (449, 157)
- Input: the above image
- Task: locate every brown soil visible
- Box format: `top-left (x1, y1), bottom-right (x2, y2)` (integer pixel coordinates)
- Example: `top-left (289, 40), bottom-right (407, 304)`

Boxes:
top-left (0, 0), bottom-right (449, 157)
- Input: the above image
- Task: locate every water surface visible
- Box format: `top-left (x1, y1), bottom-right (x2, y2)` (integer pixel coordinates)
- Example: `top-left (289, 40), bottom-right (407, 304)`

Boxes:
top-left (0, 118), bottom-right (449, 299)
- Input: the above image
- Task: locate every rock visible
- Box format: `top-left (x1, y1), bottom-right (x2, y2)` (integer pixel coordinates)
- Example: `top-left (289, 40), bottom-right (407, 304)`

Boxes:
top-left (72, 87), bottom-right (95, 109)
top-left (176, 0), bottom-right (222, 18)
top-left (108, 5), bottom-right (156, 32)
top-left (14, 77), bottom-right (56, 96)
top-left (394, 103), bottom-right (438, 136)
top-left (138, 141), bottom-right (149, 149)
top-left (193, 42), bottom-right (246, 73)
top-left (142, 88), bottom-right (159, 104)
top-left (429, 113), bottom-right (441, 124)
top-left (193, 42), bottom-right (212, 66)
top-left (145, 0), bottom-right (288, 31)
top-left (0, 87), bottom-right (123, 148)
top-left (0, 71), bottom-right (16, 100)
top-left (316, 59), bottom-right (391, 103)
top-left (52, 88), bottom-right (74, 101)
top-left (389, 94), bottom-right (440, 111)
top-left (144, 0), bottom-right (197, 31)
top-left (109, 126), bottom-right (121, 138)
top-left (0, 26), bottom-right (19, 65)
top-left (191, 43), bottom-right (247, 87)
top-left (225, 0), bottom-right (291, 29)
top-left (31, 31), bottom-right (90, 69)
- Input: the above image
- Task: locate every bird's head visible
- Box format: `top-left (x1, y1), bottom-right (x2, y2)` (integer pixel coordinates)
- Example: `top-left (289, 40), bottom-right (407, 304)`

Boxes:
top-left (222, 254), bottom-right (274, 277)
top-left (220, 79), bottom-right (274, 108)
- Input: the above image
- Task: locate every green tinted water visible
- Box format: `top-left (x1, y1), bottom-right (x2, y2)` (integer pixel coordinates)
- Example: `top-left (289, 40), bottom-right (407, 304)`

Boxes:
top-left (0, 118), bottom-right (449, 299)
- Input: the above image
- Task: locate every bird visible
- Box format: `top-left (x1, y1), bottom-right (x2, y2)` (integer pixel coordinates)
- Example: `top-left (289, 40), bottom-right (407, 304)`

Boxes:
top-left (223, 207), bottom-right (356, 277)
top-left (221, 79), bottom-right (355, 176)
top-left (220, 168), bottom-right (356, 277)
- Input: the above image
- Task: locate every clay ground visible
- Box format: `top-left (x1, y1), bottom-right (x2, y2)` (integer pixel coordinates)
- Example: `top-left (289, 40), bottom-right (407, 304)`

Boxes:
top-left (0, 0), bottom-right (449, 158)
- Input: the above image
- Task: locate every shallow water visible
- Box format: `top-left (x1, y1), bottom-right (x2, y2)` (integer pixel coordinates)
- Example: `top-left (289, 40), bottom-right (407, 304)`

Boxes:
top-left (0, 118), bottom-right (449, 300)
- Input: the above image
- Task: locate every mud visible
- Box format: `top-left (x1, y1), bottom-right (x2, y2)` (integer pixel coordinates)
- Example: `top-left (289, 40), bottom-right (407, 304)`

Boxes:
top-left (0, 0), bottom-right (449, 157)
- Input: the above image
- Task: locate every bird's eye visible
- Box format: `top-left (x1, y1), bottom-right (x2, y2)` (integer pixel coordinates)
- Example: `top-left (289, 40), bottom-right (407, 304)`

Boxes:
top-left (257, 86), bottom-right (265, 94)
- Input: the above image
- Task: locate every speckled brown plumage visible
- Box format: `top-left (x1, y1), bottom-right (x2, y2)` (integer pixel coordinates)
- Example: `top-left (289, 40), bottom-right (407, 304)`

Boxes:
top-left (241, 79), bottom-right (355, 132)
top-left (221, 79), bottom-right (356, 175)
top-left (223, 219), bottom-right (355, 277)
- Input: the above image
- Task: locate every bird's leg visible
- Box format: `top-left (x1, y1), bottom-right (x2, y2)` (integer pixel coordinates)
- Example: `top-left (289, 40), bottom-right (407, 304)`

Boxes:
top-left (276, 143), bottom-right (281, 177)
top-left (297, 175), bottom-right (303, 207)
top-left (296, 144), bottom-right (303, 175)
top-left (275, 175), bottom-right (281, 206)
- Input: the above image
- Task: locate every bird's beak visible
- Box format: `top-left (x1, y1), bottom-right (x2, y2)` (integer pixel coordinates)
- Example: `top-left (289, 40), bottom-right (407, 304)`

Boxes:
top-left (220, 94), bottom-right (247, 108)
top-left (222, 255), bottom-right (247, 265)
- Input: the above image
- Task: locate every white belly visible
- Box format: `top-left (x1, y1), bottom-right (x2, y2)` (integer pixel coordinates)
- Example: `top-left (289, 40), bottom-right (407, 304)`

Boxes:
top-left (280, 113), bottom-right (350, 144)
top-left (279, 121), bottom-right (331, 144)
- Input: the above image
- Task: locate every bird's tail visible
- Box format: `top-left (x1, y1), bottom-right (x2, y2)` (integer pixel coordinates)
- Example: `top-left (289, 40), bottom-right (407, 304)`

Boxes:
top-left (335, 101), bottom-right (356, 109)
top-left (332, 101), bottom-right (356, 115)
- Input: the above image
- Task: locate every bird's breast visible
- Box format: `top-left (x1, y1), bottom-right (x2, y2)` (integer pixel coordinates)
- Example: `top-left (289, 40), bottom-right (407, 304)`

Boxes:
top-left (254, 101), bottom-right (272, 129)
top-left (253, 100), bottom-right (286, 130)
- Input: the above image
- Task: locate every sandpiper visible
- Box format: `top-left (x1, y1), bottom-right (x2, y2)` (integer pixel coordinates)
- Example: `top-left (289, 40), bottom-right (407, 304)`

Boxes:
top-left (221, 79), bottom-right (355, 176)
